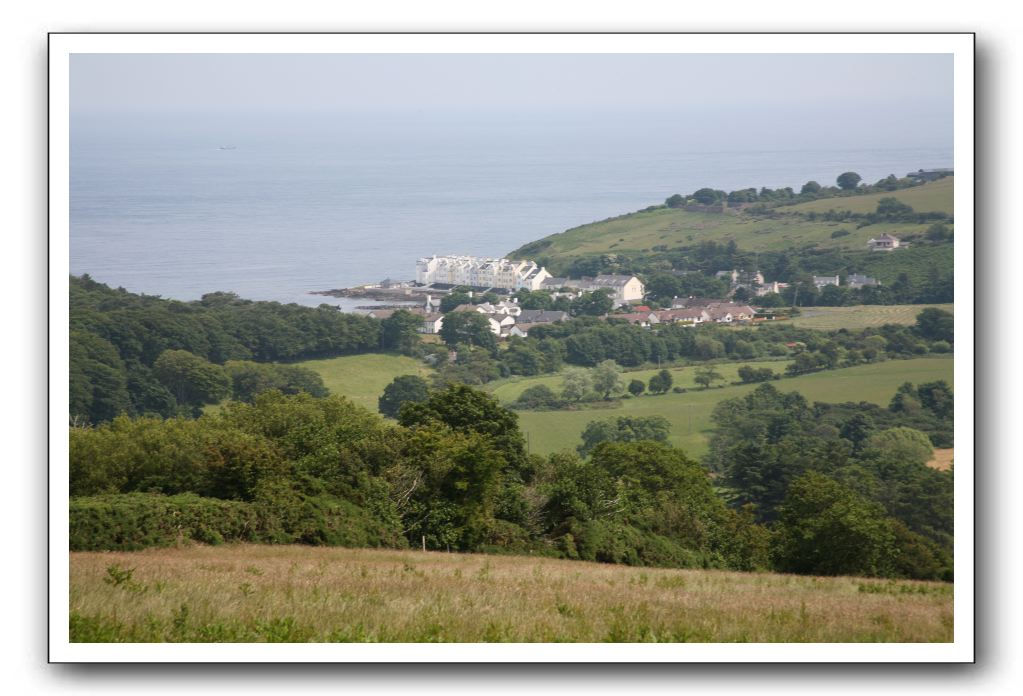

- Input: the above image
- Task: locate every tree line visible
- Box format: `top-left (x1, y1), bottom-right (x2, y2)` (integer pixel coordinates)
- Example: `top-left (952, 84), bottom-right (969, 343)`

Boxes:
top-left (70, 378), bottom-right (953, 581)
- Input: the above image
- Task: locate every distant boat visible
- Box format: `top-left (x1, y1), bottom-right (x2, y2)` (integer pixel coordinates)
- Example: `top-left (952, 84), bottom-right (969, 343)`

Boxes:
top-left (218, 146), bottom-right (237, 150)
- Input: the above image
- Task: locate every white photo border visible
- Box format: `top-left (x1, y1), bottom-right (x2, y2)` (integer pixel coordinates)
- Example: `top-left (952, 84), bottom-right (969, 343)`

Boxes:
top-left (49, 31), bottom-right (974, 663)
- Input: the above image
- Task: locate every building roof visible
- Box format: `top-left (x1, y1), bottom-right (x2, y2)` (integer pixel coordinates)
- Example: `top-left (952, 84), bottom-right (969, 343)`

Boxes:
top-left (517, 309), bottom-right (570, 324)
top-left (589, 274), bottom-right (640, 287)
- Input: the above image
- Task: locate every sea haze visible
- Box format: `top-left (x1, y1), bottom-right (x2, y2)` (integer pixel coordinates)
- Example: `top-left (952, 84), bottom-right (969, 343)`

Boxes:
top-left (70, 111), bottom-right (952, 308)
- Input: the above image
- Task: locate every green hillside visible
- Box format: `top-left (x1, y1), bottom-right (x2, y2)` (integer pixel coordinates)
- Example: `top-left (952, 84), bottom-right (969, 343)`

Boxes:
top-left (513, 207), bottom-right (930, 257)
top-left (508, 178), bottom-right (954, 287)
top-left (505, 357), bottom-right (953, 458)
top-left (778, 177), bottom-right (954, 216)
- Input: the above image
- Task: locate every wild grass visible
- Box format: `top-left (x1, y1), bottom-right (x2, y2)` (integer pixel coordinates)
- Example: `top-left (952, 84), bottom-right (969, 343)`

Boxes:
top-left (786, 304), bottom-right (954, 332)
top-left (69, 545), bottom-right (953, 643)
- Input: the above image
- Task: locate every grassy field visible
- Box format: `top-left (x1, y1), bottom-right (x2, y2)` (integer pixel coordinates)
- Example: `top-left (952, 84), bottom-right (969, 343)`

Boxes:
top-left (513, 206), bottom-right (932, 257)
top-left (299, 353), bottom-right (433, 412)
top-left (489, 360), bottom-right (792, 404)
top-left (507, 357), bottom-right (954, 457)
top-left (778, 177), bottom-right (954, 216)
top-left (69, 545), bottom-right (953, 643)
top-left (786, 304), bottom-right (954, 331)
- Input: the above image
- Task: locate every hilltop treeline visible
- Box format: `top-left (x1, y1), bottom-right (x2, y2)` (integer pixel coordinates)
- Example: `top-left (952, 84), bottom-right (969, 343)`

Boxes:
top-left (70, 275), bottom-right (379, 424)
top-left (70, 380), bottom-right (952, 581)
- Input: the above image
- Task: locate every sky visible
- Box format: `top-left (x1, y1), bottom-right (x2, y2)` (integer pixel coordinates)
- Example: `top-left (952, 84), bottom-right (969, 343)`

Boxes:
top-left (70, 53), bottom-right (953, 151)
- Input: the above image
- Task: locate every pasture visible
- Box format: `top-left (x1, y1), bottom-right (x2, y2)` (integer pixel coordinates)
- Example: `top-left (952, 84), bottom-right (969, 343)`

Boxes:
top-left (298, 353), bottom-right (433, 412)
top-left (786, 304), bottom-right (954, 331)
top-left (508, 357), bottom-right (954, 457)
top-left (778, 177), bottom-right (954, 216)
top-left (69, 545), bottom-right (953, 643)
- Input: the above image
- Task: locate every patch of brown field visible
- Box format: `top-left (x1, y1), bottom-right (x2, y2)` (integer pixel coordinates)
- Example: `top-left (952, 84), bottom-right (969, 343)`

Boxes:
top-left (69, 545), bottom-right (953, 643)
top-left (927, 448), bottom-right (954, 471)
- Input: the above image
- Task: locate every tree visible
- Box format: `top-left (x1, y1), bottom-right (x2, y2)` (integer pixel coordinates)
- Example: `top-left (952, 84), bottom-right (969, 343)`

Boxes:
top-left (914, 307), bottom-right (954, 343)
top-left (694, 365), bottom-right (723, 390)
top-left (561, 368), bottom-right (593, 402)
top-left (225, 361), bottom-right (328, 402)
top-left (627, 379), bottom-right (646, 397)
top-left (152, 349), bottom-right (230, 409)
top-left (591, 360), bottom-right (624, 400)
top-left (737, 365), bottom-right (775, 384)
top-left (378, 374), bottom-right (431, 419)
top-left (380, 310), bottom-right (423, 355)
top-left (926, 223), bottom-right (951, 241)
top-left (875, 197), bottom-right (914, 220)
top-left (800, 180), bottom-right (822, 195)
top-left (577, 416), bottom-right (671, 457)
top-left (865, 427), bottom-right (934, 467)
top-left (514, 384), bottom-right (565, 410)
top-left (836, 172), bottom-right (862, 190)
top-left (438, 311), bottom-right (497, 351)
top-left (398, 383), bottom-right (528, 475)
top-left (571, 289), bottom-right (615, 317)
top-left (773, 472), bottom-right (896, 577)
top-left (665, 193), bottom-right (685, 208)
top-left (648, 369), bottom-right (673, 394)
top-left (692, 188), bottom-right (721, 205)
top-left (440, 291), bottom-right (472, 314)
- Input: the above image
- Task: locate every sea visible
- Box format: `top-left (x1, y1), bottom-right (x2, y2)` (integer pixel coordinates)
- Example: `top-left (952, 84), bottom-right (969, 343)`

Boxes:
top-left (70, 115), bottom-right (951, 311)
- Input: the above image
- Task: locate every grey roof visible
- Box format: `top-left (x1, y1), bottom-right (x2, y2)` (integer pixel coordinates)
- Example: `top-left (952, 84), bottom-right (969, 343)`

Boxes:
top-left (517, 309), bottom-right (569, 324)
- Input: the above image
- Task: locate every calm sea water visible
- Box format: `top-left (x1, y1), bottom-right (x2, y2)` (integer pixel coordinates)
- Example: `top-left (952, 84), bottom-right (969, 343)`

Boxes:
top-left (70, 121), bottom-right (950, 309)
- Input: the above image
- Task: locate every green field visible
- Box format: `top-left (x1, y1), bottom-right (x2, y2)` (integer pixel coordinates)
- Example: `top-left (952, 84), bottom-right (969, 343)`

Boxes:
top-left (70, 545), bottom-right (953, 642)
top-left (778, 177), bottom-right (954, 216)
top-left (509, 357), bottom-right (954, 457)
top-left (299, 353), bottom-right (433, 412)
top-left (786, 304), bottom-right (954, 331)
top-left (489, 360), bottom-right (792, 404)
top-left (514, 206), bottom-right (931, 257)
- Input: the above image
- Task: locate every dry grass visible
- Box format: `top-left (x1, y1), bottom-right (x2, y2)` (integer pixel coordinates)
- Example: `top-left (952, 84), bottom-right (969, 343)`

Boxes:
top-left (70, 545), bottom-right (953, 643)
top-left (927, 448), bottom-right (954, 472)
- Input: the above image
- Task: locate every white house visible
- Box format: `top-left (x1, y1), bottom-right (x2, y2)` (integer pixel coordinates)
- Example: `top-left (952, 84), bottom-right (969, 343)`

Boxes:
top-left (419, 313), bottom-right (444, 334)
top-left (867, 234), bottom-right (901, 251)
top-left (813, 275), bottom-right (840, 288)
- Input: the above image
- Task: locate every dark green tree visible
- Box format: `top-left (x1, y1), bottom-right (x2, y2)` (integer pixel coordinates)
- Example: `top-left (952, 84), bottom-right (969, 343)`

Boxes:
top-left (800, 180), bottom-right (822, 195)
top-left (577, 416), bottom-right (671, 457)
top-left (438, 311), bottom-right (497, 351)
top-left (571, 289), bottom-right (615, 317)
top-left (648, 368), bottom-right (674, 394)
top-left (378, 374), bottom-right (431, 419)
top-left (836, 171), bottom-right (862, 190)
top-left (380, 310), bottom-right (423, 355)
top-left (773, 471), bottom-right (896, 577)
top-left (152, 349), bottom-right (230, 409)
top-left (665, 193), bottom-right (685, 208)
top-left (694, 365), bottom-right (723, 390)
top-left (627, 379), bottom-right (646, 397)
top-left (914, 307), bottom-right (954, 343)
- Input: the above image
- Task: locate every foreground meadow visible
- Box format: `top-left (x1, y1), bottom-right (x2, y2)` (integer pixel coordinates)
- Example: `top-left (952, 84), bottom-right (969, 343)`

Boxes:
top-left (70, 545), bottom-right (953, 643)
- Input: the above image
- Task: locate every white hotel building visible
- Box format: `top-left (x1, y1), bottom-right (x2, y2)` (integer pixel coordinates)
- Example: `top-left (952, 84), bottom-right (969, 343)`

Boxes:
top-left (415, 255), bottom-right (551, 291)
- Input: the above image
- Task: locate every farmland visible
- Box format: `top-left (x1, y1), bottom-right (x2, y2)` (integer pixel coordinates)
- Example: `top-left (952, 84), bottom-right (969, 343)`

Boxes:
top-left (778, 177), bottom-right (954, 216)
top-left (69, 545), bottom-right (953, 643)
top-left (509, 178), bottom-right (953, 261)
top-left (786, 304), bottom-right (954, 331)
top-left (504, 357), bottom-right (954, 457)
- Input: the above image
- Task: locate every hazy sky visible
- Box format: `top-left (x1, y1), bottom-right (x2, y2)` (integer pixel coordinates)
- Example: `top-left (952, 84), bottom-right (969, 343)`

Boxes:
top-left (70, 53), bottom-right (953, 151)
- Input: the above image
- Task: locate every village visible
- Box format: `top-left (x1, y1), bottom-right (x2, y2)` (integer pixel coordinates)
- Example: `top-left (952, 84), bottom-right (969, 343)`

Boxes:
top-left (355, 252), bottom-right (888, 339)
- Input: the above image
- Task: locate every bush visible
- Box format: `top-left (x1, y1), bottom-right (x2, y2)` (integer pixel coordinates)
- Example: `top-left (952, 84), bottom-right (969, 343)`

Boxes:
top-left (514, 384), bottom-right (566, 410)
top-left (69, 492), bottom-right (407, 551)
top-left (830, 228), bottom-right (851, 239)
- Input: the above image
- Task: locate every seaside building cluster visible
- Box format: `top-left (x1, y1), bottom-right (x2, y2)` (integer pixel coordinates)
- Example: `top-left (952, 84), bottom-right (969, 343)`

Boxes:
top-left (415, 255), bottom-right (551, 291)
